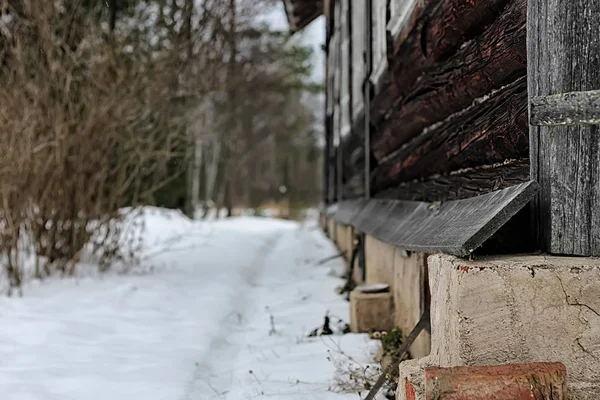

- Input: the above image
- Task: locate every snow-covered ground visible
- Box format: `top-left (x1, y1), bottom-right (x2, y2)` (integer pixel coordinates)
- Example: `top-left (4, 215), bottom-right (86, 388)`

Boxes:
top-left (0, 209), bottom-right (380, 400)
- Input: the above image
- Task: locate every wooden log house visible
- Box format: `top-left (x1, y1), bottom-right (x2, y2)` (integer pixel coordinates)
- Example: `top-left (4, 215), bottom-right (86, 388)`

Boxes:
top-left (322, 0), bottom-right (531, 209)
top-left (284, 1), bottom-right (600, 397)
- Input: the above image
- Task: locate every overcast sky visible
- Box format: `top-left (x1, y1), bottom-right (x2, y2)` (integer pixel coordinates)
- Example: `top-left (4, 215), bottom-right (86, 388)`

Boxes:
top-left (263, 2), bottom-right (326, 84)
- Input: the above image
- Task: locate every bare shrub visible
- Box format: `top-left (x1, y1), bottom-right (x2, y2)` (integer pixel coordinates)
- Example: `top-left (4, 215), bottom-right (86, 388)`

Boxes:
top-left (0, 0), bottom-right (321, 292)
top-left (0, 1), bottom-right (198, 291)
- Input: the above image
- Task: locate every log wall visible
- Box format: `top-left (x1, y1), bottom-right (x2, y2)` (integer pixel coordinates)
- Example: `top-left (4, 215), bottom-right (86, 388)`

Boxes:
top-left (329, 0), bottom-right (530, 203)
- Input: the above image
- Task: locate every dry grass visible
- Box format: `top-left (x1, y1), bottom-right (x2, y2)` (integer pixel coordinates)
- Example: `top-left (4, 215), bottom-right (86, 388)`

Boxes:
top-left (320, 336), bottom-right (382, 396)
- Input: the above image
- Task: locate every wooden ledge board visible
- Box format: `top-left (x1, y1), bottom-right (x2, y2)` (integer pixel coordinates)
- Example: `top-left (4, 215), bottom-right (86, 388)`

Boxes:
top-left (332, 199), bottom-right (368, 225)
top-left (336, 181), bottom-right (539, 256)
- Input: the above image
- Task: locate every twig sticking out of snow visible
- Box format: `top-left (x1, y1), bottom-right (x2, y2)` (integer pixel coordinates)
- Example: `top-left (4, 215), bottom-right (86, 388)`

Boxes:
top-left (363, 309), bottom-right (430, 400)
top-left (323, 336), bottom-right (381, 396)
top-left (268, 315), bottom-right (277, 336)
top-left (315, 251), bottom-right (346, 265)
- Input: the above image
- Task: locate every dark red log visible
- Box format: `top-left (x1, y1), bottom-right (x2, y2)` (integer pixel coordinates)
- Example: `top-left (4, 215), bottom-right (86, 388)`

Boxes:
top-left (372, 0), bottom-right (526, 161)
top-left (370, 0), bottom-right (514, 127)
top-left (371, 77), bottom-right (528, 193)
top-left (422, 0), bottom-right (513, 61)
top-left (374, 158), bottom-right (529, 202)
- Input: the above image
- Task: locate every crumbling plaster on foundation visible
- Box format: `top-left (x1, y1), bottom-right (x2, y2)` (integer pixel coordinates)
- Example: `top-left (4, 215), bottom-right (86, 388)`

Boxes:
top-left (425, 254), bottom-right (600, 397)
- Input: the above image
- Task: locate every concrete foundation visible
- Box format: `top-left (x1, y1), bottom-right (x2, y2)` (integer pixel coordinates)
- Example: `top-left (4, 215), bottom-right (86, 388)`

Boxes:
top-left (344, 226), bottom-right (354, 263)
top-left (335, 223), bottom-right (347, 255)
top-left (350, 247), bottom-right (364, 285)
top-left (365, 236), bottom-right (395, 287)
top-left (319, 214), bottom-right (327, 231)
top-left (398, 254), bottom-right (600, 400)
top-left (326, 228), bottom-right (431, 357)
top-left (393, 250), bottom-right (430, 359)
top-left (334, 224), bottom-right (354, 264)
top-left (327, 222), bottom-right (358, 281)
top-left (349, 288), bottom-right (394, 333)
top-left (364, 236), bottom-right (431, 358)
top-left (327, 218), bottom-right (336, 245)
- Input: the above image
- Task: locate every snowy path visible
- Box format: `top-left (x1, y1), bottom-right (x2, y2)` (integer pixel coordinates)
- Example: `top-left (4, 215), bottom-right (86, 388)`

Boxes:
top-left (0, 211), bottom-right (377, 400)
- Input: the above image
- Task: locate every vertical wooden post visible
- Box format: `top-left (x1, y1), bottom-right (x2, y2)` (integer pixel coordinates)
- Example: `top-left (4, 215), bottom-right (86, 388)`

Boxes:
top-left (333, 0), bottom-right (342, 204)
top-left (337, 0), bottom-right (350, 203)
top-left (359, 0), bottom-right (372, 282)
top-left (324, 121), bottom-right (331, 205)
top-left (528, 0), bottom-right (600, 255)
top-left (336, 144), bottom-right (343, 202)
top-left (364, 0), bottom-right (372, 200)
top-left (324, 7), bottom-right (332, 206)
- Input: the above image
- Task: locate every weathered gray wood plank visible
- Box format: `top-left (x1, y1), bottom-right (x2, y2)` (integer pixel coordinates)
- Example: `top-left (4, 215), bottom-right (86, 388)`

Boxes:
top-left (530, 90), bottom-right (600, 126)
top-left (332, 199), bottom-right (368, 225)
top-left (349, 181), bottom-right (538, 256)
top-left (351, 199), bottom-right (398, 237)
top-left (528, 0), bottom-right (600, 255)
top-left (325, 203), bottom-right (339, 217)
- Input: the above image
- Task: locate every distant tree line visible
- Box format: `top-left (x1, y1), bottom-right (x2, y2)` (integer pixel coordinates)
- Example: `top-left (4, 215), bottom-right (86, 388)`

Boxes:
top-left (156, 0), bottom-right (324, 217)
top-left (0, 0), bottom-right (321, 290)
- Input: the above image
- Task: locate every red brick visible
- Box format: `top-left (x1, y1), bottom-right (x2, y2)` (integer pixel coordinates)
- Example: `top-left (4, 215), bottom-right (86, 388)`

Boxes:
top-left (425, 362), bottom-right (567, 400)
top-left (405, 378), bottom-right (416, 400)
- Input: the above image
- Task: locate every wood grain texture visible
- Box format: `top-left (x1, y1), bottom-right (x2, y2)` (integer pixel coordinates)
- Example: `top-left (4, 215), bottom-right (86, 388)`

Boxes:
top-left (370, 0), bottom-right (515, 129)
top-left (332, 199), bottom-right (368, 225)
top-left (374, 159), bottom-right (530, 202)
top-left (530, 90), bottom-right (600, 126)
top-left (528, 0), bottom-right (600, 255)
top-left (373, 0), bottom-right (526, 161)
top-left (371, 77), bottom-right (529, 193)
top-left (349, 182), bottom-right (538, 256)
top-left (351, 199), bottom-right (398, 238)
